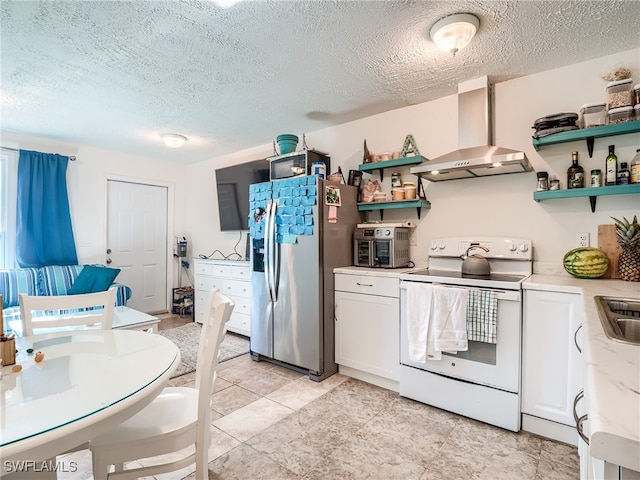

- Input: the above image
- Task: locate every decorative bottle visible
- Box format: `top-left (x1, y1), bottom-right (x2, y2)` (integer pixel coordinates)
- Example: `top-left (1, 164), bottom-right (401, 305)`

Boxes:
top-left (630, 148), bottom-right (640, 184)
top-left (605, 145), bottom-right (618, 186)
top-left (617, 162), bottom-right (630, 185)
top-left (567, 151), bottom-right (584, 189)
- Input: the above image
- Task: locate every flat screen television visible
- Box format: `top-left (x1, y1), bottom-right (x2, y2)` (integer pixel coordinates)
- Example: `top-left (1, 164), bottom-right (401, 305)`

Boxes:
top-left (215, 159), bottom-right (270, 231)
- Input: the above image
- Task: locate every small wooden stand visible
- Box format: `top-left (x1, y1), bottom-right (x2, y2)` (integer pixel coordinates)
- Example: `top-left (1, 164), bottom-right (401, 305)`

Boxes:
top-left (1, 338), bottom-right (16, 366)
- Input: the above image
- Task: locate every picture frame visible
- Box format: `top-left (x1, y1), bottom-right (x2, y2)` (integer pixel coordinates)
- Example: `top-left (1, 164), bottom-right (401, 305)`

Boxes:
top-left (325, 185), bottom-right (341, 206)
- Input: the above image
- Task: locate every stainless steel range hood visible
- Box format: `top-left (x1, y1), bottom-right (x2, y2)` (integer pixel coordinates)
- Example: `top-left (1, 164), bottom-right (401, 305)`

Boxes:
top-left (411, 76), bottom-right (532, 182)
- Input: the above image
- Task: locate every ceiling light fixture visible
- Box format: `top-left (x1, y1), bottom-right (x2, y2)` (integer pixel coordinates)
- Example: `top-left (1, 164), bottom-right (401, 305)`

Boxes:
top-left (161, 133), bottom-right (188, 148)
top-left (430, 13), bottom-right (480, 56)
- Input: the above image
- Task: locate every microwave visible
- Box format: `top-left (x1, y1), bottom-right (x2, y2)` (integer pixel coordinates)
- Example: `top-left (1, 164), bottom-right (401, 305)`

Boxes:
top-left (268, 149), bottom-right (331, 181)
top-left (354, 226), bottom-right (410, 268)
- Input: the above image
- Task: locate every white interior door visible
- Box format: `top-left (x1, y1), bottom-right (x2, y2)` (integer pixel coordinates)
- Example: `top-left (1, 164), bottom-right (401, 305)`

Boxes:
top-left (107, 180), bottom-right (168, 313)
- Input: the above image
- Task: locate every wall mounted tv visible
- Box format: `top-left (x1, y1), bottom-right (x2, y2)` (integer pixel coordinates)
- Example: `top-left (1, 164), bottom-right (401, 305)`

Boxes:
top-left (215, 159), bottom-right (270, 231)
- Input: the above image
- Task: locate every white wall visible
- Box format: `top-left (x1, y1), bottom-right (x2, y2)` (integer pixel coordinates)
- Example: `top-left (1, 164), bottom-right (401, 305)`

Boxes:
top-left (189, 48), bottom-right (640, 274)
top-left (0, 131), bottom-right (189, 287)
top-left (4, 48), bottom-right (638, 289)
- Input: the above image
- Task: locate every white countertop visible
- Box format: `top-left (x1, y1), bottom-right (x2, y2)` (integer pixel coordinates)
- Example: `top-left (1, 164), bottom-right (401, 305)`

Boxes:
top-left (334, 265), bottom-right (420, 277)
top-left (525, 274), bottom-right (640, 471)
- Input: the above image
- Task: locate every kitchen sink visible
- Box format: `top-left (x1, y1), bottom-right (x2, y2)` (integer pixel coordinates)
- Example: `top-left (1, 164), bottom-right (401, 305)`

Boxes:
top-left (594, 296), bottom-right (640, 345)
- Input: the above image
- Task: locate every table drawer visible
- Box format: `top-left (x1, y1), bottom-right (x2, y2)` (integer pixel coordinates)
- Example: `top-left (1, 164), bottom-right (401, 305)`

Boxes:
top-left (334, 273), bottom-right (399, 298)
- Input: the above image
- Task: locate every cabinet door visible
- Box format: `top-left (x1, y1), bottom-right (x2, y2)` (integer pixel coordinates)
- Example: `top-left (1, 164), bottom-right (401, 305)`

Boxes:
top-left (335, 290), bottom-right (399, 381)
top-left (522, 290), bottom-right (583, 426)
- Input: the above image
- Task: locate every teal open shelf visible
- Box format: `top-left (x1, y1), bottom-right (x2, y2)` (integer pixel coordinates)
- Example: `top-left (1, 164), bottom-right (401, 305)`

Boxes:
top-left (533, 184), bottom-right (640, 212)
top-left (532, 121), bottom-right (640, 157)
top-left (358, 155), bottom-right (428, 180)
top-left (357, 199), bottom-right (431, 220)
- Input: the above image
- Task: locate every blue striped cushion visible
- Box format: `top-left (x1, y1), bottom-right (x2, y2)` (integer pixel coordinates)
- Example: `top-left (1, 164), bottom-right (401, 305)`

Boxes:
top-left (0, 268), bottom-right (40, 308)
top-left (110, 283), bottom-right (131, 306)
top-left (39, 265), bottom-right (85, 296)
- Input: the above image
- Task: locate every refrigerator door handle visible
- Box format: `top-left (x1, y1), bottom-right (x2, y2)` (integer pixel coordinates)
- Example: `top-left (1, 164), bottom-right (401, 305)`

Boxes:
top-left (271, 201), bottom-right (279, 301)
top-left (268, 201), bottom-right (279, 302)
top-left (264, 201), bottom-right (274, 302)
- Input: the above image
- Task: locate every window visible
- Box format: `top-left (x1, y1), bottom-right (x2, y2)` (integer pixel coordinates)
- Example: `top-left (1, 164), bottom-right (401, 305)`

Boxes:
top-left (0, 148), bottom-right (18, 268)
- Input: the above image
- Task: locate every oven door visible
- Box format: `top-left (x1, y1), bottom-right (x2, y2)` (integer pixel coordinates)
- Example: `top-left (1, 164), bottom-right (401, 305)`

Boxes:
top-left (400, 282), bottom-right (522, 393)
top-left (373, 240), bottom-right (392, 267)
top-left (354, 239), bottom-right (373, 267)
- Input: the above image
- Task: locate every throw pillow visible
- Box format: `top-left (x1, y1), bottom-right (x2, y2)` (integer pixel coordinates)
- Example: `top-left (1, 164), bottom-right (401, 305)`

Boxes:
top-left (68, 265), bottom-right (121, 295)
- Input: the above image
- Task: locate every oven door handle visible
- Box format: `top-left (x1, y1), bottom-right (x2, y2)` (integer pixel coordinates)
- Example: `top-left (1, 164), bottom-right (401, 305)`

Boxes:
top-left (400, 282), bottom-right (521, 302)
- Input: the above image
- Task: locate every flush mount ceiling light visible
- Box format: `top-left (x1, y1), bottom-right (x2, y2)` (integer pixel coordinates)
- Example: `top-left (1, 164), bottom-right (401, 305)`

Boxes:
top-left (161, 133), bottom-right (188, 148)
top-left (430, 13), bottom-right (480, 56)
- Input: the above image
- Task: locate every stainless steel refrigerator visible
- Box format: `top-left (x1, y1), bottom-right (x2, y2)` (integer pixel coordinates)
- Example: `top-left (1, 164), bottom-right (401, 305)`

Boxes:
top-left (249, 177), bottom-right (361, 381)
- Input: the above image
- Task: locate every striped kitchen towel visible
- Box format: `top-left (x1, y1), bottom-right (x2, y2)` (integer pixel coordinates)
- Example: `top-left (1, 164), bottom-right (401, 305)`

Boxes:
top-left (466, 289), bottom-right (498, 344)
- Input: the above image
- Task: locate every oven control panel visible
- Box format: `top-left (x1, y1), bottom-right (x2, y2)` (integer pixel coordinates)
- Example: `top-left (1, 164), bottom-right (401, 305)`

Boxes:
top-left (428, 236), bottom-right (532, 260)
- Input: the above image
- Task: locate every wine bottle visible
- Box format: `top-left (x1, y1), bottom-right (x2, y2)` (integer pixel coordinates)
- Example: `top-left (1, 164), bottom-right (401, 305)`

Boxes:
top-left (605, 145), bottom-right (618, 186)
top-left (567, 151), bottom-right (584, 189)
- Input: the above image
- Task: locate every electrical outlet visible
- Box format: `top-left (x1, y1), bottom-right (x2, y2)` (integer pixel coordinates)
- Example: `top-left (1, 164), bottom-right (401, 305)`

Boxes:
top-left (409, 229), bottom-right (418, 246)
top-left (576, 232), bottom-right (589, 247)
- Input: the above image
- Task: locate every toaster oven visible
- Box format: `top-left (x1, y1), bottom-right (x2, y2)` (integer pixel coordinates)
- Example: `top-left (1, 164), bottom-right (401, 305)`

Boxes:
top-left (353, 226), bottom-right (410, 268)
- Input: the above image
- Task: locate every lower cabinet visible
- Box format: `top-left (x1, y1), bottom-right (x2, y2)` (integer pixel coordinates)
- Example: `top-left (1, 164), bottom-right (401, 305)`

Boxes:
top-left (522, 289), bottom-right (584, 446)
top-left (334, 272), bottom-right (400, 391)
top-left (193, 259), bottom-right (251, 337)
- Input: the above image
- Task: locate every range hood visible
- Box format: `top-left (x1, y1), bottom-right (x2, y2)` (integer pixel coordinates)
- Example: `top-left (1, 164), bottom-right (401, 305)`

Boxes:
top-left (411, 76), bottom-right (532, 182)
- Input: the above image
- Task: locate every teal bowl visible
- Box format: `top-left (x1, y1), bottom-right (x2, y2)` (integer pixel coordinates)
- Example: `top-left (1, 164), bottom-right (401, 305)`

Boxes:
top-left (277, 134), bottom-right (298, 141)
top-left (276, 134), bottom-right (298, 154)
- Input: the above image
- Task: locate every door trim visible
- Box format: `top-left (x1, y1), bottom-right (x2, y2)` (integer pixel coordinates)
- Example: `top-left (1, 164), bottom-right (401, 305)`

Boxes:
top-left (104, 174), bottom-right (175, 313)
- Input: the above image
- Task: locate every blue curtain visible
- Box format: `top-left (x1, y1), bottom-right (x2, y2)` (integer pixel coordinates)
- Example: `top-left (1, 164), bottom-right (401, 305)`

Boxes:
top-left (16, 150), bottom-right (78, 267)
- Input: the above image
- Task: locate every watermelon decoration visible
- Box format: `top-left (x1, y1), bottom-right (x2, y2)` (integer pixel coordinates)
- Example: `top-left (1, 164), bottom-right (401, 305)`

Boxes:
top-left (563, 247), bottom-right (609, 279)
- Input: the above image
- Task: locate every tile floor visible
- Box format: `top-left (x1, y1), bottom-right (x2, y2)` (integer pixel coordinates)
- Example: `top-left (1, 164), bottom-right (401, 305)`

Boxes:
top-left (60, 317), bottom-right (580, 480)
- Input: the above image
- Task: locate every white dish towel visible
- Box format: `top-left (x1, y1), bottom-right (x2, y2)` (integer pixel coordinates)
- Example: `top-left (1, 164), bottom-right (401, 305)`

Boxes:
top-left (430, 285), bottom-right (469, 356)
top-left (406, 283), bottom-right (469, 362)
top-left (406, 282), bottom-right (433, 363)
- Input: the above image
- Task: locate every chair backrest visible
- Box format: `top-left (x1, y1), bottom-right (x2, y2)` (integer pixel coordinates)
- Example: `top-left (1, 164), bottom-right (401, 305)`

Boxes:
top-left (194, 289), bottom-right (234, 454)
top-left (19, 289), bottom-right (117, 336)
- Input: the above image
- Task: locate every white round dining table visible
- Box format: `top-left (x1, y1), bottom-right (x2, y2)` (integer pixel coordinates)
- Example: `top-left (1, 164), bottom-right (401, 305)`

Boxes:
top-left (0, 329), bottom-right (180, 468)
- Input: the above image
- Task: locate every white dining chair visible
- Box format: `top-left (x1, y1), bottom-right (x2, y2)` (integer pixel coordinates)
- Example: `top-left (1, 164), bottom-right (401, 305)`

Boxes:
top-left (89, 288), bottom-right (235, 480)
top-left (19, 289), bottom-right (116, 336)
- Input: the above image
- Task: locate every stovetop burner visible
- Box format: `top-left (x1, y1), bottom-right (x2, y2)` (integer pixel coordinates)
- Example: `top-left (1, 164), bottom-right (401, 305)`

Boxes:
top-left (407, 268), bottom-right (528, 283)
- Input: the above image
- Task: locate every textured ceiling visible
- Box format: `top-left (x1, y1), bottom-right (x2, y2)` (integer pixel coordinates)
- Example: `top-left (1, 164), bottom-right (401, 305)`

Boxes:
top-left (1, 0), bottom-right (639, 164)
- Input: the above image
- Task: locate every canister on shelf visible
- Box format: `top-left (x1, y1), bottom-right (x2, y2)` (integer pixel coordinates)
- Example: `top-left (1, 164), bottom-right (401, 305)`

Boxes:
top-left (536, 171), bottom-right (549, 191)
top-left (606, 79), bottom-right (633, 109)
top-left (590, 169), bottom-right (602, 187)
top-left (403, 182), bottom-right (417, 199)
top-left (549, 177), bottom-right (561, 190)
top-left (391, 172), bottom-right (402, 188)
top-left (606, 106), bottom-right (634, 124)
top-left (391, 188), bottom-right (405, 201)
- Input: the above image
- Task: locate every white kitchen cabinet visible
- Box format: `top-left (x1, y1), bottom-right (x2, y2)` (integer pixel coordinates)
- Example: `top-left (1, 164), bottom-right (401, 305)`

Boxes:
top-left (334, 272), bottom-right (400, 391)
top-left (522, 289), bottom-right (584, 445)
top-left (193, 258), bottom-right (250, 337)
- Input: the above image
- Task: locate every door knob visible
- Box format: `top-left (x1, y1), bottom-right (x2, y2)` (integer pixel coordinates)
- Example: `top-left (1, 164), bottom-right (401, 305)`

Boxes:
top-left (106, 258), bottom-right (112, 264)
top-left (106, 249), bottom-right (112, 254)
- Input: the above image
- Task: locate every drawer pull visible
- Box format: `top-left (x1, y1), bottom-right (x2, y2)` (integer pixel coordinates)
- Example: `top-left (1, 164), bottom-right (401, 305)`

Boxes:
top-left (574, 324), bottom-right (583, 354)
top-left (577, 414), bottom-right (589, 445)
top-left (573, 390), bottom-right (584, 425)
top-left (356, 282), bottom-right (374, 287)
